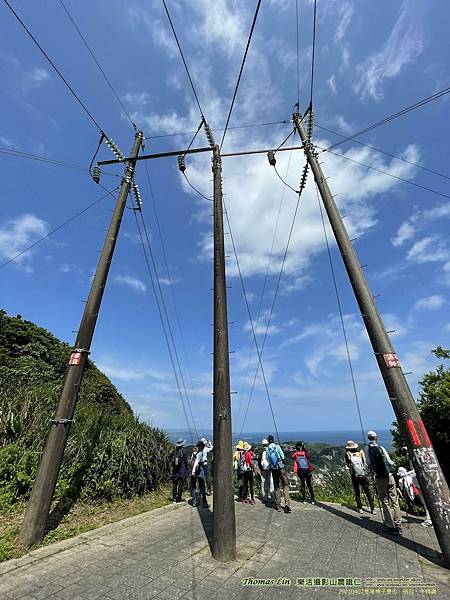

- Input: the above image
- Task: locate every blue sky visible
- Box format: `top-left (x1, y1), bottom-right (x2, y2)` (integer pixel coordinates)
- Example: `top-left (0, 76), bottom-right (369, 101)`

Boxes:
top-left (1, 0), bottom-right (449, 435)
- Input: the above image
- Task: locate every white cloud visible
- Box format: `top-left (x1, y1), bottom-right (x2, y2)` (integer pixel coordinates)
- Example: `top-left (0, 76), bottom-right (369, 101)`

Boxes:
top-left (412, 295), bottom-right (445, 311)
top-left (159, 277), bottom-right (182, 286)
top-left (355, 1), bottom-right (424, 100)
top-left (124, 92), bottom-right (150, 107)
top-left (334, 1), bottom-right (354, 43)
top-left (327, 75), bottom-right (337, 95)
top-left (114, 275), bottom-right (147, 293)
top-left (0, 213), bottom-right (49, 270)
top-left (28, 68), bottom-right (50, 84)
top-left (406, 236), bottom-right (450, 264)
top-left (391, 221), bottom-right (415, 247)
top-left (445, 323), bottom-right (450, 332)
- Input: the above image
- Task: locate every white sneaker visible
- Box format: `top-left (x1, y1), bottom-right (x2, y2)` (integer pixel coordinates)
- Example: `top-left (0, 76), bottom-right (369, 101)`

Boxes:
top-left (421, 519), bottom-right (433, 527)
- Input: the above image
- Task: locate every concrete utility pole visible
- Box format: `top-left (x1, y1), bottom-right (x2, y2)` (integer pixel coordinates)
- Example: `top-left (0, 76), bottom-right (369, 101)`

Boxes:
top-left (211, 145), bottom-right (236, 562)
top-left (19, 130), bottom-right (143, 548)
top-left (293, 110), bottom-right (450, 566)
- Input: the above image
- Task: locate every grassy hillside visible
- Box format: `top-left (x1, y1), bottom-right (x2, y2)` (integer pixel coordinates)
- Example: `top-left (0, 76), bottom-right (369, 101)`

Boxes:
top-left (0, 310), bottom-right (172, 512)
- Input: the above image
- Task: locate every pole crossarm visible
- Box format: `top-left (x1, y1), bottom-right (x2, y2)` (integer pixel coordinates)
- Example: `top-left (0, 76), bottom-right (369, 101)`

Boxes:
top-left (292, 109), bottom-right (450, 567)
top-left (98, 144), bottom-right (305, 166)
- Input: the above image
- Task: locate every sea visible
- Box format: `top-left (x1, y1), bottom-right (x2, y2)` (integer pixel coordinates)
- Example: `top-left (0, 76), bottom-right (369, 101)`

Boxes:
top-left (164, 429), bottom-right (393, 451)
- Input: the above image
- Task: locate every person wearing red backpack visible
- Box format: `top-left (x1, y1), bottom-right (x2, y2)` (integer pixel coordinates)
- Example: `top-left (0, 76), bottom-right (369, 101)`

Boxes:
top-left (292, 441), bottom-right (315, 504)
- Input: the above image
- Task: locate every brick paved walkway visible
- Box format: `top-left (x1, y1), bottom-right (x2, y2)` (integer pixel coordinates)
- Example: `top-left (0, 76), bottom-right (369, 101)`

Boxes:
top-left (1, 499), bottom-right (449, 600)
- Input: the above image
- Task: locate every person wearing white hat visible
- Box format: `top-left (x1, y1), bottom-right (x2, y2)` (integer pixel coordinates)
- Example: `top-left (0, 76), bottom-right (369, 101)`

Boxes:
top-left (366, 431), bottom-right (402, 534)
top-left (242, 442), bottom-right (256, 504)
top-left (200, 437), bottom-right (213, 495)
top-left (397, 467), bottom-right (432, 527)
top-left (258, 438), bottom-right (274, 504)
top-left (345, 440), bottom-right (374, 514)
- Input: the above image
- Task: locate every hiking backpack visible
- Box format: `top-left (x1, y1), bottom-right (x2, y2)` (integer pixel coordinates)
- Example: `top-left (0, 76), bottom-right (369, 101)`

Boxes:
top-left (268, 447), bottom-right (280, 469)
top-left (349, 452), bottom-right (365, 478)
top-left (368, 445), bottom-right (390, 478)
top-left (296, 451), bottom-right (309, 474)
top-left (237, 450), bottom-right (248, 473)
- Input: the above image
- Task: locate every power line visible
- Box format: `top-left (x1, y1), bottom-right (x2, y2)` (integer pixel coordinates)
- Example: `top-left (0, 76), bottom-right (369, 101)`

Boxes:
top-left (318, 145), bottom-right (450, 200)
top-left (309, 0), bottom-right (317, 107)
top-left (133, 209), bottom-right (197, 441)
top-left (143, 161), bottom-right (204, 431)
top-left (314, 183), bottom-right (365, 443)
top-left (295, 0), bottom-right (300, 106)
top-left (2, 0), bottom-right (104, 133)
top-left (220, 0), bottom-right (262, 150)
top-left (0, 145), bottom-right (119, 176)
top-left (323, 86), bottom-right (450, 152)
top-left (223, 201), bottom-right (280, 443)
top-left (58, 0), bottom-right (136, 129)
top-left (144, 120), bottom-right (290, 140)
top-left (236, 144), bottom-right (295, 434)
top-left (135, 208), bottom-right (199, 440)
top-left (240, 144), bottom-right (306, 434)
top-left (0, 185), bottom-right (119, 270)
top-left (161, 0), bottom-right (204, 119)
top-left (315, 124), bottom-right (450, 181)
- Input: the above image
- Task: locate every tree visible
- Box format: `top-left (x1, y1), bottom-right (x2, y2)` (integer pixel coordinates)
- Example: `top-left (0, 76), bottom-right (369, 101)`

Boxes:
top-left (391, 347), bottom-right (450, 483)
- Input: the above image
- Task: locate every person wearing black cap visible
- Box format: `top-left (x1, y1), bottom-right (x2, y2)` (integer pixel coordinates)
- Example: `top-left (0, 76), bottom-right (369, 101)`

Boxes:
top-left (267, 434), bottom-right (291, 513)
top-left (170, 438), bottom-right (188, 503)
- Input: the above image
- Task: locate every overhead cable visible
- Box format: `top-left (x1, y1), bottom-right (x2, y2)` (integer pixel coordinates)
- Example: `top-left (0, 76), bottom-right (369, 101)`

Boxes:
top-left (143, 161), bottom-right (203, 431)
top-left (323, 86), bottom-right (450, 152)
top-left (295, 0), bottom-right (300, 106)
top-left (315, 183), bottom-right (366, 443)
top-left (315, 124), bottom-right (450, 181)
top-left (236, 147), bottom-right (294, 433)
top-left (58, 0), bottom-right (136, 129)
top-left (135, 207), bottom-right (199, 439)
top-left (241, 143), bottom-right (306, 434)
top-left (0, 185), bottom-right (119, 270)
top-left (145, 120), bottom-right (290, 140)
top-left (161, 0), bottom-right (205, 119)
top-left (220, 0), bottom-right (262, 150)
top-left (2, 0), bottom-right (105, 133)
top-left (309, 0), bottom-right (317, 107)
top-left (318, 145), bottom-right (450, 200)
top-left (133, 209), bottom-right (197, 441)
top-left (223, 202), bottom-right (280, 443)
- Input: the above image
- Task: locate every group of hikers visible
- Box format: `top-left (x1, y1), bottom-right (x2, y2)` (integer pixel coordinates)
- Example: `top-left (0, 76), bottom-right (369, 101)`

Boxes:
top-left (170, 430), bottom-right (432, 534)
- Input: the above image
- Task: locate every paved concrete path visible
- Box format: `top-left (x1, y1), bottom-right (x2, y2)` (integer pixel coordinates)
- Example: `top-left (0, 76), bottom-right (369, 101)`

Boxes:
top-left (1, 499), bottom-right (449, 600)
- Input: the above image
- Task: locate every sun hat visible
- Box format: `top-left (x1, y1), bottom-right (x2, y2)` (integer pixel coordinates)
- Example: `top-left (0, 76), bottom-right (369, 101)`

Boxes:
top-left (346, 440), bottom-right (359, 450)
top-left (176, 438), bottom-right (185, 447)
top-left (243, 441), bottom-right (252, 451)
top-left (236, 440), bottom-right (244, 450)
top-left (200, 437), bottom-right (208, 445)
top-left (397, 467), bottom-right (408, 477)
top-left (367, 430), bottom-right (378, 439)
top-left (261, 438), bottom-right (268, 445)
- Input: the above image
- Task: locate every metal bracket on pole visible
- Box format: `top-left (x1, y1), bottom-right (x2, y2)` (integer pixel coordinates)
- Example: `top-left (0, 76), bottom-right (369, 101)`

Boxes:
top-left (51, 418), bottom-right (75, 426)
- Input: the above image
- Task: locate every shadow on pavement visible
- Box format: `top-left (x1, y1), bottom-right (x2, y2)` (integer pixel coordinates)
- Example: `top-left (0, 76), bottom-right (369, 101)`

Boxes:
top-left (317, 502), bottom-right (445, 568)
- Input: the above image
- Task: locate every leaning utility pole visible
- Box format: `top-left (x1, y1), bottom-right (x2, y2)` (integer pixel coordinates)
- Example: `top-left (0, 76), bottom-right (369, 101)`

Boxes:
top-left (293, 110), bottom-right (450, 566)
top-left (211, 145), bottom-right (236, 562)
top-left (19, 130), bottom-right (143, 548)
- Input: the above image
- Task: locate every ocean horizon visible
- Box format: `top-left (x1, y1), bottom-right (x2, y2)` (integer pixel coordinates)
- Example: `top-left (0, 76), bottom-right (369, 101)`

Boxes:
top-left (164, 428), bottom-right (393, 451)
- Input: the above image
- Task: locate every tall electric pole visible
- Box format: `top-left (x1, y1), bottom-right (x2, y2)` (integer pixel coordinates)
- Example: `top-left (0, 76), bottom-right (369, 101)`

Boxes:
top-left (293, 110), bottom-right (450, 566)
top-left (19, 130), bottom-right (143, 548)
top-left (211, 145), bottom-right (236, 562)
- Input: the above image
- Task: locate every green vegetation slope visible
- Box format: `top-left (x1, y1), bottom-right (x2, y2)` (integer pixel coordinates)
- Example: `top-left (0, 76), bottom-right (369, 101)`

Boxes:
top-left (0, 310), bottom-right (171, 512)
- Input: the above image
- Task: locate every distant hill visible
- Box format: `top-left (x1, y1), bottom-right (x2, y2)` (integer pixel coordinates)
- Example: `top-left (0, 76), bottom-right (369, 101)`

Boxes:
top-left (0, 310), bottom-right (171, 510)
